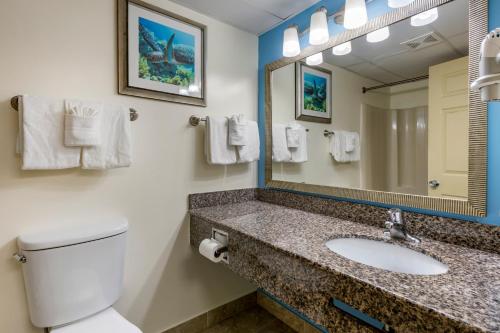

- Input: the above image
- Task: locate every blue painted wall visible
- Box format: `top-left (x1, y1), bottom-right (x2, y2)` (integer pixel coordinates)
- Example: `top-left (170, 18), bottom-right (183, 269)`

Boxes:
top-left (258, 0), bottom-right (500, 225)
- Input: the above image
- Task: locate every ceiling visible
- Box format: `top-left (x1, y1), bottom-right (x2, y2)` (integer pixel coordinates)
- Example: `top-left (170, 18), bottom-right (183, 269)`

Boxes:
top-left (322, 0), bottom-right (468, 84)
top-left (169, 0), bottom-right (320, 35)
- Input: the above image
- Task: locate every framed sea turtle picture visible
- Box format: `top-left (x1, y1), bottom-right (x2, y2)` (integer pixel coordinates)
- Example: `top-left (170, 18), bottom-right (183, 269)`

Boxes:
top-left (295, 62), bottom-right (331, 123)
top-left (118, 0), bottom-right (206, 106)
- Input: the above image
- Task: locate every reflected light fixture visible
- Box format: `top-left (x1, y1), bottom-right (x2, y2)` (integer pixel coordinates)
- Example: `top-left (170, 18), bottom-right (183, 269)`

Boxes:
top-left (411, 7), bottom-right (438, 27)
top-left (388, 0), bottom-right (415, 8)
top-left (332, 41), bottom-right (352, 56)
top-left (344, 0), bottom-right (368, 30)
top-left (309, 7), bottom-right (329, 45)
top-left (367, 26), bottom-right (390, 43)
top-left (306, 52), bottom-right (324, 66)
top-left (283, 25), bottom-right (301, 57)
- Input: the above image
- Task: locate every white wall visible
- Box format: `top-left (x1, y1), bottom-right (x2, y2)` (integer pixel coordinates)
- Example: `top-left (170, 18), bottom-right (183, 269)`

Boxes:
top-left (271, 62), bottom-right (387, 189)
top-left (0, 1), bottom-right (257, 332)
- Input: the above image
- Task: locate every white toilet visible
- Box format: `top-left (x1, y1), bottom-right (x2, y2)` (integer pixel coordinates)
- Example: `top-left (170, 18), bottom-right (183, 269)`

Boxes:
top-left (16, 218), bottom-right (142, 332)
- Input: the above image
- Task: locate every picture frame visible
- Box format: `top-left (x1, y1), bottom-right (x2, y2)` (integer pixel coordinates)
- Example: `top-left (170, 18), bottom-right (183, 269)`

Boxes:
top-left (118, 0), bottom-right (207, 107)
top-left (295, 62), bottom-right (332, 123)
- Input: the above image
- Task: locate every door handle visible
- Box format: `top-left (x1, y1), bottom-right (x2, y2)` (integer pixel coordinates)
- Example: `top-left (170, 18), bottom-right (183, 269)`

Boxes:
top-left (428, 180), bottom-right (440, 189)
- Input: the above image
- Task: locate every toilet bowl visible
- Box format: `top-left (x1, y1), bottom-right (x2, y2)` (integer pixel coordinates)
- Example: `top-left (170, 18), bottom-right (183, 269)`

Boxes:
top-left (49, 308), bottom-right (141, 333)
top-left (16, 218), bottom-right (142, 332)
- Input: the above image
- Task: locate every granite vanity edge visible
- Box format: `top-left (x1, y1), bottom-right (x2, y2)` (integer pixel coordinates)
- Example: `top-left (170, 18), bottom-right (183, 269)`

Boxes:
top-left (188, 188), bottom-right (257, 209)
top-left (188, 188), bottom-right (499, 254)
top-left (189, 213), bottom-right (487, 333)
top-left (256, 189), bottom-right (500, 255)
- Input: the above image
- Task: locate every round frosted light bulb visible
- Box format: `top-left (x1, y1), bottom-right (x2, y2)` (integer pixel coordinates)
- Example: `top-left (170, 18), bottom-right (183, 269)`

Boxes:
top-left (344, 0), bottom-right (368, 30)
top-left (309, 7), bottom-right (329, 45)
top-left (411, 7), bottom-right (438, 27)
top-left (388, 0), bottom-right (415, 8)
top-left (332, 41), bottom-right (352, 56)
top-left (306, 52), bottom-right (323, 66)
top-left (367, 26), bottom-right (390, 43)
top-left (283, 25), bottom-right (301, 57)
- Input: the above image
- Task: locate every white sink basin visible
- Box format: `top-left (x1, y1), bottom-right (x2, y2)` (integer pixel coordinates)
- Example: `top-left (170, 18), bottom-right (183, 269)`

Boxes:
top-left (325, 238), bottom-right (448, 275)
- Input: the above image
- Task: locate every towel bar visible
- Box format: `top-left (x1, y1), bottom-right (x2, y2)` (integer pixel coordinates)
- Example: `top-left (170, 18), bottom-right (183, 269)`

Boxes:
top-left (324, 130), bottom-right (335, 137)
top-left (189, 115), bottom-right (309, 132)
top-left (10, 95), bottom-right (139, 122)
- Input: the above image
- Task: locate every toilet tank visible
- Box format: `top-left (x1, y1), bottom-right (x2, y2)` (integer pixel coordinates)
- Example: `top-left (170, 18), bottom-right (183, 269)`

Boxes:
top-left (17, 218), bottom-right (128, 328)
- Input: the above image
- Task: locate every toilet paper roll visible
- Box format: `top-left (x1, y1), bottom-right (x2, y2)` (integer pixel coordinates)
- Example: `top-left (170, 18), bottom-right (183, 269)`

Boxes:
top-left (199, 239), bottom-right (224, 263)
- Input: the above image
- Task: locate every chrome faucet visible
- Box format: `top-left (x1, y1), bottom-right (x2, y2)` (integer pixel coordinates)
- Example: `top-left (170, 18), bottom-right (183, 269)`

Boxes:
top-left (384, 208), bottom-right (420, 244)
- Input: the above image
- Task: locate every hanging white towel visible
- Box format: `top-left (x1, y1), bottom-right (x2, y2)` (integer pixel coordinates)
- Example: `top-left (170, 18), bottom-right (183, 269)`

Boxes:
top-left (285, 123), bottom-right (300, 148)
top-left (290, 125), bottom-right (308, 163)
top-left (272, 124), bottom-right (291, 162)
top-left (81, 104), bottom-right (132, 169)
top-left (330, 131), bottom-right (360, 162)
top-left (237, 121), bottom-right (260, 163)
top-left (205, 116), bottom-right (237, 165)
top-left (344, 131), bottom-right (357, 153)
top-left (345, 131), bottom-right (360, 161)
top-left (18, 95), bottom-right (81, 170)
top-left (64, 100), bottom-right (102, 147)
top-left (228, 114), bottom-right (248, 146)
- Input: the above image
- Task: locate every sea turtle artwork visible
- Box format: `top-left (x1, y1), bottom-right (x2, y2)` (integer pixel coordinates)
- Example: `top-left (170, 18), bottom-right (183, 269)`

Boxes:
top-left (138, 17), bottom-right (196, 87)
top-left (303, 72), bottom-right (327, 112)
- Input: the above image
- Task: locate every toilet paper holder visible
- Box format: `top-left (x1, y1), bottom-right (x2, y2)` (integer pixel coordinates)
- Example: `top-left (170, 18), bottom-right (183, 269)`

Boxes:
top-left (212, 228), bottom-right (229, 263)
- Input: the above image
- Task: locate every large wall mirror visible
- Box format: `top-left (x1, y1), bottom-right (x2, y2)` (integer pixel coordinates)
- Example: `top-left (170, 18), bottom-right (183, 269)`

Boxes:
top-left (265, 0), bottom-right (488, 216)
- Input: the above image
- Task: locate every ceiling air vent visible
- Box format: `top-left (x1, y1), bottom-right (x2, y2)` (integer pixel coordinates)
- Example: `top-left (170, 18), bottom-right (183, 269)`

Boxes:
top-left (400, 31), bottom-right (442, 50)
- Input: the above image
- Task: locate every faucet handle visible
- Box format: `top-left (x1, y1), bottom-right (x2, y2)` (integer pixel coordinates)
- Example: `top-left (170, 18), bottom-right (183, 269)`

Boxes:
top-left (388, 208), bottom-right (403, 224)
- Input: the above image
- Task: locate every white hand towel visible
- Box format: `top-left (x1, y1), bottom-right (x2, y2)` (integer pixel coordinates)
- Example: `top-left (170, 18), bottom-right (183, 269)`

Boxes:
top-left (64, 100), bottom-right (102, 147)
top-left (285, 123), bottom-right (300, 148)
top-left (330, 131), bottom-right (360, 162)
top-left (345, 131), bottom-right (360, 161)
top-left (290, 125), bottom-right (308, 163)
top-left (228, 114), bottom-right (248, 146)
top-left (18, 95), bottom-right (81, 170)
top-left (205, 116), bottom-right (237, 165)
top-left (344, 131), bottom-right (357, 152)
top-left (237, 121), bottom-right (260, 163)
top-left (81, 104), bottom-right (132, 169)
top-left (272, 124), bottom-right (291, 162)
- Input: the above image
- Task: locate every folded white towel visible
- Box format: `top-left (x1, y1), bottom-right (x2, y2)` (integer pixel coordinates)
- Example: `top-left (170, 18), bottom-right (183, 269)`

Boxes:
top-left (228, 114), bottom-right (248, 146)
top-left (81, 104), bottom-right (132, 169)
top-left (18, 95), bottom-right (81, 170)
top-left (237, 121), bottom-right (260, 163)
top-left (344, 131), bottom-right (357, 153)
top-left (286, 123), bottom-right (300, 148)
top-left (290, 125), bottom-right (308, 163)
top-left (330, 131), bottom-right (360, 162)
top-left (205, 116), bottom-right (237, 165)
top-left (272, 124), bottom-right (291, 162)
top-left (64, 100), bottom-right (102, 147)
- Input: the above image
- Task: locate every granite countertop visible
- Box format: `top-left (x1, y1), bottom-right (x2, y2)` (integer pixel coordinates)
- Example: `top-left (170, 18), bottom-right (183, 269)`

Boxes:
top-left (190, 200), bottom-right (500, 332)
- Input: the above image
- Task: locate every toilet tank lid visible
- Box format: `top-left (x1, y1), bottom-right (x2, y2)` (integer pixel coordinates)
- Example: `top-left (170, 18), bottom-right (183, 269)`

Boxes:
top-left (18, 218), bottom-right (128, 251)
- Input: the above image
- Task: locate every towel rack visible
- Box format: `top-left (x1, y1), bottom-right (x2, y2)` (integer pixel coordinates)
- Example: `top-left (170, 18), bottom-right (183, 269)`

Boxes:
top-left (10, 95), bottom-right (139, 122)
top-left (189, 115), bottom-right (309, 131)
top-left (324, 130), bottom-right (335, 137)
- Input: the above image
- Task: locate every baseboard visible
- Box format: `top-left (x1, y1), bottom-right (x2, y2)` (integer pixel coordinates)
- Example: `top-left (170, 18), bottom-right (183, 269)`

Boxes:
top-left (163, 292), bottom-right (257, 333)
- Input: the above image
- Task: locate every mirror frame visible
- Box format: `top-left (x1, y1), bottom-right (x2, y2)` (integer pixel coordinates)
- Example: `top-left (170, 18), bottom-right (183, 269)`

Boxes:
top-left (265, 0), bottom-right (488, 216)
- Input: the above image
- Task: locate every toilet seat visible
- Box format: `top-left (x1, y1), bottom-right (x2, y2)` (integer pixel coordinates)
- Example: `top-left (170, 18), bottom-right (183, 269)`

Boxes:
top-left (49, 307), bottom-right (142, 333)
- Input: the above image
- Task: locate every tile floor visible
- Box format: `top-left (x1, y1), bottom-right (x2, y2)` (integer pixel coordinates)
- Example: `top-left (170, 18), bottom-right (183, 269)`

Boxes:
top-left (200, 306), bottom-right (297, 333)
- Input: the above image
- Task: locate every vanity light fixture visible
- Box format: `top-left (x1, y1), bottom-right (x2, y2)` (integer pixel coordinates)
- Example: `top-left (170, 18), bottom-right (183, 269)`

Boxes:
top-left (367, 26), bottom-right (390, 43)
top-left (344, 0), bottom-right (368, 30)
top-left (387, 0), bottom-right (415, 8)
top-left (283, 25), bottom-right (301, 57)
top-left (411, 7), bottom-right (438, 27)
top-left (332, 41), bottom-right (352, 56)
top-left (309, 7), bottom-right (329, 45)
top-left (306, 52), bottom-right (324, 66)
